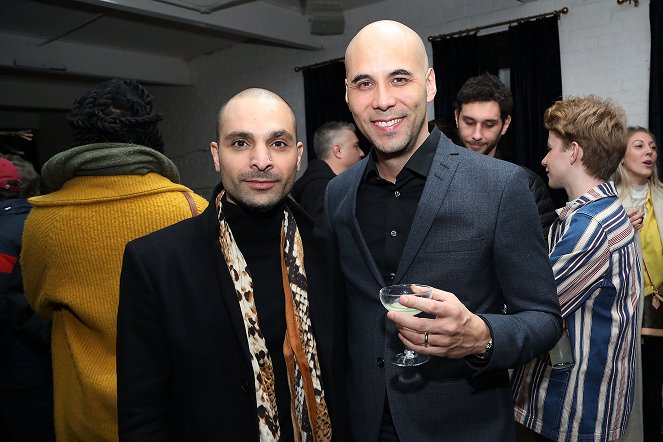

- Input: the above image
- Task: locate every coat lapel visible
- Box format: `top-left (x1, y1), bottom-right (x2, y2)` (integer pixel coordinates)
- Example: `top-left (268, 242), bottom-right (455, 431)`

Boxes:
top-left (652, 185), bottom-right (663, 241)
top-left (394, 137), bottom-right (460, 283)
top-left (201, 199), bottom-right (255, 372)
top-left (340, 160), bottom-right (386, 288)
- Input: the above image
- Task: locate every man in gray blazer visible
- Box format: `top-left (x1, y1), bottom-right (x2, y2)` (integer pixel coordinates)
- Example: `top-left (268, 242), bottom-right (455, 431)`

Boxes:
top-left (325, 20), bottom-right (562, 441)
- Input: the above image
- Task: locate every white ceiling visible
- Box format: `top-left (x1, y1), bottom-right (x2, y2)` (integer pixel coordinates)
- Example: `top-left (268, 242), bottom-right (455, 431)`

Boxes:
top-left (0, 0), bottom-right (381, 112)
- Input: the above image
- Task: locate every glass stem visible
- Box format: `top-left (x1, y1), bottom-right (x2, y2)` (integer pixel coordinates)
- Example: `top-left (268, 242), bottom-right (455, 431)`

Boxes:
top-left (404, 349), bottom-right (416, 359)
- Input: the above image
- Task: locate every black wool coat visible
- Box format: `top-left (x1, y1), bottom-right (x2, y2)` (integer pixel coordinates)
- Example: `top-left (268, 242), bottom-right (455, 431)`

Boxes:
top-left (117, 186), bottom-right (348, 441)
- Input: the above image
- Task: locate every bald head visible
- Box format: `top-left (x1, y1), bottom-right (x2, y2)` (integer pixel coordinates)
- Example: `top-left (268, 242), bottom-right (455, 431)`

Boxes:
top-left (345, 20), bottom-right (429, 76)
top-left (210, 87), bottom-right (303, 211)
top-left (343, 20), bottom-right (436, 168)
top-left (217, 88), bottom-right (297, 142)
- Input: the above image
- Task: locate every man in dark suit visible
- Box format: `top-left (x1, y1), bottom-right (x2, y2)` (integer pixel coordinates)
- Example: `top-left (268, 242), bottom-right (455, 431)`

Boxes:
top-left (117, 88), bottom-right (347, 441)
top-left (325, 20), bottom-right (562, 441)
top-left (292, 121), bottom-right (364, 226)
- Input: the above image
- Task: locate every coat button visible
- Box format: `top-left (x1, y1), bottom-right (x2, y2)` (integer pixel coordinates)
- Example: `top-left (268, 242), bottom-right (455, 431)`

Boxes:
top-left (377, 357), bottom-right (385, 368)
top-left (241, 381), bottom-right (250, 393)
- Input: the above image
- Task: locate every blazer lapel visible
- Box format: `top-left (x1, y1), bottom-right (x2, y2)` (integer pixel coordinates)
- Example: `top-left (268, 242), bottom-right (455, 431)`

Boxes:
top-left (394, 137), bottom-right (460, 283)
top-left (340, 160), bottom-right (386, 288)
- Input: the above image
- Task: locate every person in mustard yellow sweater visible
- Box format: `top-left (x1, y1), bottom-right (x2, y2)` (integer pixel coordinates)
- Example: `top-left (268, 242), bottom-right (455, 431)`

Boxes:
top-left (20, 79), bottom-right (207, 442)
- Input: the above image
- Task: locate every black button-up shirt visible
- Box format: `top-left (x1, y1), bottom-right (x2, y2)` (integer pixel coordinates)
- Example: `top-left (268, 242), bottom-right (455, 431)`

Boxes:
top-left (356, 128), bottom-right (441, 284)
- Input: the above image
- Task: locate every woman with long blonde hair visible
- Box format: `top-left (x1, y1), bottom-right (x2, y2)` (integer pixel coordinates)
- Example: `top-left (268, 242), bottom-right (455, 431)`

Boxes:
top-left (613, 126), bottom-right (663, 441)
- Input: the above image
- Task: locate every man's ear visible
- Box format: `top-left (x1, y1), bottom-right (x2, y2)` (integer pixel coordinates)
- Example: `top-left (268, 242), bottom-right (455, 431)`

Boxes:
top-left (425, 68), bottom-right (437, 102)
top-left (210, 141), bottom-right (221, 172)
top-left (454, 110), bottom-right (460, 128)
top-left (296, 141), bottom-right (303, 171)
top-left (570, 141), bottom-right (582, 165)
top-left (333, 144), bottom-right (343, 159)
top-left (501, 115), bottom-right (512, 135)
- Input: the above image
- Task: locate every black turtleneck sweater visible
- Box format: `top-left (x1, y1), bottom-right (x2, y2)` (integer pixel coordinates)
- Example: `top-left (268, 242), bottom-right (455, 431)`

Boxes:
top-left (222, 195), bottom-right (294, 441)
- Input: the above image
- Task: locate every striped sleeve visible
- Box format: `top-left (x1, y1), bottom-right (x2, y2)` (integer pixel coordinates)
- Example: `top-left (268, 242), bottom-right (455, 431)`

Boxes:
top-left (549, 212), bottom-right (610, 318)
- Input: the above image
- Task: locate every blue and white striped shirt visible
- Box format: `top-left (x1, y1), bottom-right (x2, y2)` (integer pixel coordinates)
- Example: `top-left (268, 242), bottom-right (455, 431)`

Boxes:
top-left (512, 182), bottom-right (641, 441)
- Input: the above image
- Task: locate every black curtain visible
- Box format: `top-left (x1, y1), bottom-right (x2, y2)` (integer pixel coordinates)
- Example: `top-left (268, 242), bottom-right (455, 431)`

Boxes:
top-left (650, 0), bottom-right (663, 181)
top-left (431, 34), bottom-right (479, 132)
top-left (302, 61), bottom-right (365, 160)
top-left (509, 16), bottom-right (564, 205)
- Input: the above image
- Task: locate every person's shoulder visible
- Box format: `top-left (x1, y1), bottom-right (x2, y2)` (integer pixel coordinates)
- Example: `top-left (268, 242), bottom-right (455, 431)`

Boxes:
top-left (438, 138), bottom-right (521, 173)
top-left (518, 165), bottom-right (544, 183)
top-left (188, 190), bottom-right (208, 207)
top-left (293, 160), bottom-right (333, 192)
top-left (306, 158), bottom-right (330, 171)
top-left (300, 159), bottom-right (333, 177)
top-left (482, 155), bottom-right (523, 176)
top-left (327, 157), bottom-right (365, 191)
top-left (446, 146), bottom-right (525, 185)
top-left (577, 195), bottom-right (623, 221)
top-left (126, 208), bottom-right (207, 254)
top-left (0, 198), bottom-right (31, 216)
top-left (567, 197), bottom-right (625, 240)
top-left (0, 199), bottom-right (30, 238)
top-left (183, 190), bottom-right (209, 216)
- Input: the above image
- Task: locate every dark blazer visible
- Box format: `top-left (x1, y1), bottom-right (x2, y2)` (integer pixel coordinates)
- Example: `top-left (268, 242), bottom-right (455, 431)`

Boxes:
top-left (291, 158), bottom-right (336, 227)
top-left (325, 132), bottom-right (562, 442)
top-left (117, 188), bottom-right (348, 441)
top-left (494, 150), bottom-right (557, 237)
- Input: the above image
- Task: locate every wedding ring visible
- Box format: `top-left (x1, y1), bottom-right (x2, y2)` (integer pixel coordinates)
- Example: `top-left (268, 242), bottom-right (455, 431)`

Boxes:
top-left (424, 332), bottom-right (429, 347)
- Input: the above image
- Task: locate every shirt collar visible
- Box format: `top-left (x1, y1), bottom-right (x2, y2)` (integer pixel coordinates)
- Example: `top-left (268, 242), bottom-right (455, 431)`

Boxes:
top-left (363, 127), bottom-right (441, 182)
top-left (556, 181), bottom-right (618, 221)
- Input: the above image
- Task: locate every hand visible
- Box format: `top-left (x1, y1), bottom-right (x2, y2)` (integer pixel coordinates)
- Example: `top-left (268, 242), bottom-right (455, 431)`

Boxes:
top-left (386, 288), bottom-right (491, 359)
top-left (626, 207), bottom-right (645, 231)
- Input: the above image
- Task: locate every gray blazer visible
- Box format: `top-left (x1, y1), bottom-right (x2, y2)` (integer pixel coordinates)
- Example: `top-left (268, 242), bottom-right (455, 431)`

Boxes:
top-left (325, 133), bottom-right (562, 442)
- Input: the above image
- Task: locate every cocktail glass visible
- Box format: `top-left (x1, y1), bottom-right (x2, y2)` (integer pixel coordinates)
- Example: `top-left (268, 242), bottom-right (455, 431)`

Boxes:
top-left (379, 284), bottom-right (433, 367)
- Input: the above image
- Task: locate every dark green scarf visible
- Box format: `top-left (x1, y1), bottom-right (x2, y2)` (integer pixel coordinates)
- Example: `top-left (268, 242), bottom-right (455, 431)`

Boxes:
top-left (42, 143), bottom-right (180, 191)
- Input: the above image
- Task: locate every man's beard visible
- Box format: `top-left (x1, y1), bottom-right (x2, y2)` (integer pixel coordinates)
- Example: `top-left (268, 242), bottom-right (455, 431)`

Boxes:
top-left (468, 133), bottom-right (502, 156)
top-left (223, 170), bottom-right (291, 214)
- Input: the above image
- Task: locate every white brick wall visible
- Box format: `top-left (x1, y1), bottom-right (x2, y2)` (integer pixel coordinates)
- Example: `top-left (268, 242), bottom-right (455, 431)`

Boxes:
top-left (151, 0), bottom-right (651, 193)
top-left (559, 0), bottom-right (650, 125)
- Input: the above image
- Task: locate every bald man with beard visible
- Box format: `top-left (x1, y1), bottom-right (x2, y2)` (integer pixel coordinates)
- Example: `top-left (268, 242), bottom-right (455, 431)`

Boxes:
top-left (324, 20), bottom-right (562, 441)
top-left (117, 88), bottom-right (348, 441)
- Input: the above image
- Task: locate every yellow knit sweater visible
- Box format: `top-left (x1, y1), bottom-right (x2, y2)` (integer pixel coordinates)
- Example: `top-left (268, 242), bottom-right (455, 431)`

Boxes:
top-left (21, 173), bottom-right (207, 442)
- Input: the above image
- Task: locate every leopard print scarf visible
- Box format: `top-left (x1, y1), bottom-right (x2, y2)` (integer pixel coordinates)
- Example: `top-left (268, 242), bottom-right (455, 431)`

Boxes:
top-left (215, 192), bottom-right (331, 441)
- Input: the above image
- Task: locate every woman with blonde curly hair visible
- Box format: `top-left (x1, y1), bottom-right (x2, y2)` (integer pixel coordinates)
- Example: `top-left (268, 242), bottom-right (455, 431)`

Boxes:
top-left (613, 126), bottom-right (663, 442)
